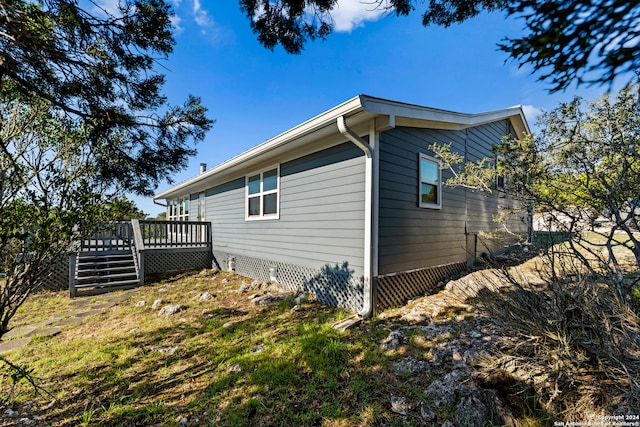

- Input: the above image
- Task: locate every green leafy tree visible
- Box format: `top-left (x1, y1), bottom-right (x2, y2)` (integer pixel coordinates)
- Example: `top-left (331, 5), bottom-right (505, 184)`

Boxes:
top-left (0, 88), bottom-right (113, 339)
top-left (432, 85), bottom-right (640, 418)
top-left (0, 0), bottom-right (213, 194)
top-left (0, 0), bottom-right (212, 347)
top-left (102, 198), bottom-right (148, 221)
top-left (239, 0), bottom-right (639, 90)
top-left (432, 83), bottom-right (640, 290)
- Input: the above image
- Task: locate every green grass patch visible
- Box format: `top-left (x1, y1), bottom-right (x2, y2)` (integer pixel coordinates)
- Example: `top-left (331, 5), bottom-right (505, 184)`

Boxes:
top-left (0, 270), bottom-right (541, 426)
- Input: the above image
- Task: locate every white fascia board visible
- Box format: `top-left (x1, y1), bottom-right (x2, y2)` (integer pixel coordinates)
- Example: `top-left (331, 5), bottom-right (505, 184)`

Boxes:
top-left (155, 95), bottom-right (532, 201)
top-left (154, 96), bottom-right (366, 201)
top-left (359, 95), bottom-right (531, 138)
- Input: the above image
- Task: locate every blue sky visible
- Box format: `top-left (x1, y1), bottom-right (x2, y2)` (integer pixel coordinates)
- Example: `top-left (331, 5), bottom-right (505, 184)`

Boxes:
top-left (130, 0), bottom-right (630, 216)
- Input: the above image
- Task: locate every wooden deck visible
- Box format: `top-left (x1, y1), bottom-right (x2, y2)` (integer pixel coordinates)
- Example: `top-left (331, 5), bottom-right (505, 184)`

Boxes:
top-left (70, 220), bottom-right (212, 297)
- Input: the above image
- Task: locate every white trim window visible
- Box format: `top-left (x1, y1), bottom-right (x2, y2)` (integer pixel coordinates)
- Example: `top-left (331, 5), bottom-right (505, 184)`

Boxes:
top-left (419, 153), bottom-right (442, 209)
top-left (246, 166), bottom-right (280, 220)
top-left (168, 196), bottom-right (190, 221)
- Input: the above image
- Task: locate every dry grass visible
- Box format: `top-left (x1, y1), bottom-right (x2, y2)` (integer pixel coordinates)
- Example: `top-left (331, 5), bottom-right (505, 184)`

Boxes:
top-left (472, 249), bottom-right (640, 420)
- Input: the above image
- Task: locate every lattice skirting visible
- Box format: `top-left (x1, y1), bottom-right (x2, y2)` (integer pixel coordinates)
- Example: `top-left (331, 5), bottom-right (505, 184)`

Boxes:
top-left (40, 257), bottom-right (69, 291)
top-left (375, 262), bottom-right (467, 311)
top-left (213, 251), bottom-right (364, 312)
top-left (145, 250), bottom-right (212, 275)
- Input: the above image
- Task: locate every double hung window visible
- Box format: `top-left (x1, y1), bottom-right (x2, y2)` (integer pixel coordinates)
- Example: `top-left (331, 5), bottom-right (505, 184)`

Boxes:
top-left (246, 166), bottom-right (279, 220)
top-left (419, 153), bottom-right (442, 209)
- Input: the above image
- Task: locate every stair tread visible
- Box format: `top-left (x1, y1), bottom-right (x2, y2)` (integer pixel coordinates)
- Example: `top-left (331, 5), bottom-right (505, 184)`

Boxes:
top-left (76, 272), bottom-right (138, 281)
top-left (78, 260), bottom-right (134, 265)
top-left (74, 279), bottom-right (140, 289)
top-left (77, 261), bottom-right (135, 267)
top-left (78, 254), bottom-right (133, 260)
top-left (77, 266), bottom-right (136, 273)
top-left (78, 258), bottom-right (135, 263)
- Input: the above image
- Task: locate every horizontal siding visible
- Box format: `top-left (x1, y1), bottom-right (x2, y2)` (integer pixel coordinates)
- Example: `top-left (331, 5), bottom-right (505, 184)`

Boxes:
top-left (378, 121), bottom-right (523, 275)
top-left (206, 142), bottom-right (366, 275)
top-left (466, 191), bottom-right (528, 234)
top-left (466, 121), bottom-right (506, 162)
top-left (378, 126), bottom-right (468, 275)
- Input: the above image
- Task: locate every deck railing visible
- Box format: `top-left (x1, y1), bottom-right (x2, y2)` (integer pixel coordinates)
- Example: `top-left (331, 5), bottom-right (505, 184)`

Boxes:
top-left (136, 220), bottom-right (211, 248)
top-left (81, 221), bottom-right (134, 252)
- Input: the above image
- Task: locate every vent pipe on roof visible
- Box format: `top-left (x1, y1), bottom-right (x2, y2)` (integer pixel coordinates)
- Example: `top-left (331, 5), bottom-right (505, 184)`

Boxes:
top-left (199, 163), bottom-right (207, 174)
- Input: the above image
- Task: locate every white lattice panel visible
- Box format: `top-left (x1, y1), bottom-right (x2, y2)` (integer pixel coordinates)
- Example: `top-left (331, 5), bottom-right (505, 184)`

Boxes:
top-left (40, 258), bottom-right (69, 291)
top-left (213, 252), bottom-right (466, 313)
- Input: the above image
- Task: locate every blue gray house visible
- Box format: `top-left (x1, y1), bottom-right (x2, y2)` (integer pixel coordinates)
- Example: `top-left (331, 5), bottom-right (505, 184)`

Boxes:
top-left (154, 95), bottom-right (530, 315)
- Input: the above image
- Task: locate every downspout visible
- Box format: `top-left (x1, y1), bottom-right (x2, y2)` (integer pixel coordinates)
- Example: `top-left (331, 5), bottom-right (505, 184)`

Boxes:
top-left (153, 198), bottom-right (168, 218)
top-left (337, 116), bottom-right (375, 318)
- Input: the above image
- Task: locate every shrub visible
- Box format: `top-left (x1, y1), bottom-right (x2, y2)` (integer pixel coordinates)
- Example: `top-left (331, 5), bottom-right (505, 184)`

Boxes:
top-left (474, 250), bottom-right (640, 420)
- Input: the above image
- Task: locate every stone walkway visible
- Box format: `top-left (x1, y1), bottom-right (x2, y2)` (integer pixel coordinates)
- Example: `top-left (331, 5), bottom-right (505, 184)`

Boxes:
top-left (0, 289), bottom-right (139, 354)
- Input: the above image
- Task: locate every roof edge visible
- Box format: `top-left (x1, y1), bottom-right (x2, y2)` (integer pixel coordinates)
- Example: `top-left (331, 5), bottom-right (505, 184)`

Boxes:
top-left (359, 95), bottom-right (530, 136)
top-left (154, 95), bottom-right (366, 200)
top-left (155, 95), bottom-right (531, 201)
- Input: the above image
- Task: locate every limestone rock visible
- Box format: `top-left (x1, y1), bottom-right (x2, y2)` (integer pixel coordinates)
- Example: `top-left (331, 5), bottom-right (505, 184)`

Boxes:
top-left (425, 370), bottom-right (468, 407)
top-left (390, 395), bottom-right (411, 415)
top-left (392, 357), bottom-right (430, 375)
top-left (151, 346), bottom-right (179, 355)
top-left (380, 330), bottom-right (404, 351)
top-left (455, 394), bottom-right (489, 427)
top-left (227, 363), bottom-right (242, 373)
top-left (401, 308), bottom-right (429, 323)
top-left (420, 403), bottom-right (436, 422)
top-left (199, 292), bottom-right (214, 300)
top-left (251, 344), bottom-right (267, 354)
top-left (158, 304), bottom-right (185, 317)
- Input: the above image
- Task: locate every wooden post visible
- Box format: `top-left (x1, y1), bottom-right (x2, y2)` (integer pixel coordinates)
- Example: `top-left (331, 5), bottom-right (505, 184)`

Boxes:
top-left (131, 219), bottom-right (146, 286)
top-left (69, 254), bottom-right (77, 298)
top-left (138, 251), bottom-right (145, 286)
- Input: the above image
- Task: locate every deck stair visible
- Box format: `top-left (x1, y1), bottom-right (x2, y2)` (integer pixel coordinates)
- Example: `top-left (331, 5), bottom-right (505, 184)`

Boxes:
top-left (70, 221), bottom-right (142, 297)
top-left (71, 249), bottom-right (140, 297)
top-left (69, 220), bottom-right (212, 297)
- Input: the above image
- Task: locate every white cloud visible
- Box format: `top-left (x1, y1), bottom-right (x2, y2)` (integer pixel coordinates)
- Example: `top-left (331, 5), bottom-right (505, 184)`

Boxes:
top-left (170, 13), bottom-right (183, 33)
top-left (521, 104), bottom-right (544, 129)
top-left (193, 0), bottom-right (212, 30)
top-left (92, 0), bottom-right (122, 17)
top-left (329, 0), bottom-right (388, 32)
